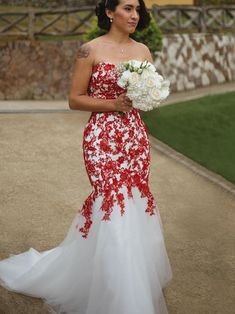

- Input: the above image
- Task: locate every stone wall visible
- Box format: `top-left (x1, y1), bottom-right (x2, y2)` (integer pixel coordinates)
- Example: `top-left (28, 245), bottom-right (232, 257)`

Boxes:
top-left (0, 40), bottom-right (81, 100)
top-left (0, 33), bottom-right (234, 100)
top-left (154, 33), bottom-right (235, 91)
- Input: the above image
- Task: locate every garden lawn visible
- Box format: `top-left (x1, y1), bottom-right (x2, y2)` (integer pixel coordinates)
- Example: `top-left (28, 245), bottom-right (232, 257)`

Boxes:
top-left (141, 91), bottom-right (235, 184)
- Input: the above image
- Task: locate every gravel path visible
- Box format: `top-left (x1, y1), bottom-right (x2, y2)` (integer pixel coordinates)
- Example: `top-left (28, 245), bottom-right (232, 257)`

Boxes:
top-left (0, 82), bottom-right (235, 313)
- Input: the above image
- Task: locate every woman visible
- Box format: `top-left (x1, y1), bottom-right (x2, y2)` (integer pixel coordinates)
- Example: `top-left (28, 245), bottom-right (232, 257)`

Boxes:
top-left (0, 0), bottom-right (173, 313)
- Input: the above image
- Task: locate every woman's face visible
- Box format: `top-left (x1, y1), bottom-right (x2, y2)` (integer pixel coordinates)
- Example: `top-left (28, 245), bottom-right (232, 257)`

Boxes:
top-left (106, 0), bottom-right (140, 33)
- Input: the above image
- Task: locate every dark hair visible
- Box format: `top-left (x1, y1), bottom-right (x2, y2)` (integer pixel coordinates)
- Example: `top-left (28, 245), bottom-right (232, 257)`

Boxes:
top-left (95, 0), bottom-right (151, 31)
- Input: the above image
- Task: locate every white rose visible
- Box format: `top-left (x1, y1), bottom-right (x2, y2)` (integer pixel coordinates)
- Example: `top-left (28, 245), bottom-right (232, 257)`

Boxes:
top-left (129, 72), bottom-right (140, 85)
top-left (154, 77), bottom-right (163, 89)
top-left (145, 76), bottom-right (156, 88)
top-left (140, 68), bottom-right (150, 79)
top-left (162, 79), bottom-right (170, 88)
top-left (141, 60), bottom-right (156, 72)
top-left (145, 95), bottom-right (152, 103)
top-left (122, 69), bottom-right (132, 81)
top-left (117, 77), bottom-right (127, 88)
top-left (117, 69), bottom-right (132, 88)
top-left (150, 87), bottom-right (161, 101)
top-left (127, 89), bottom-right (141, 102)
top-left (157, 74), bottom-right (164, 83)
top-left (147, 63), bottom-right (156, 72)
top-left (157, 74), bottom-right (165, 85)
top-left (160, 87), bottom-right (170, 99)
top-left (152, 101), bottom-right (160, 109)
top-left (131, 60), bottom-right (142, 68)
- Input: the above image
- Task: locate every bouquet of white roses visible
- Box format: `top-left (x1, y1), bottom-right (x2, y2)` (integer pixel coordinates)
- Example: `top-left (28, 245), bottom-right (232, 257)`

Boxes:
top-left (117, 60), bottom-right (170, 111)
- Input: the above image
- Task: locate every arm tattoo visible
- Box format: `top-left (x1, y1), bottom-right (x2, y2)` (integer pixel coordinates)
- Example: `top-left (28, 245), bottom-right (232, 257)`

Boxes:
top-left (77, 44), bottom-right (90, 59)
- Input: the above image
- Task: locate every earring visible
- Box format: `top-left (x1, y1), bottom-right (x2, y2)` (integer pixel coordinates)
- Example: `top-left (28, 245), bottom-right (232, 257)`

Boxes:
top-left (110, 18), bottom-right (113, 23)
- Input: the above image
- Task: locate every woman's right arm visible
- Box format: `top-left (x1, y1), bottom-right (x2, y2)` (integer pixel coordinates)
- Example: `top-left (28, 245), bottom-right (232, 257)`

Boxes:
top-left (68, 43), bottom-right (132, 113)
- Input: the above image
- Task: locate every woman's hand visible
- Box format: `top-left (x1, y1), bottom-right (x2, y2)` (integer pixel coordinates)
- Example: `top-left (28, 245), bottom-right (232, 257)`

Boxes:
top-left (113, 92), bottom-right (133, 113)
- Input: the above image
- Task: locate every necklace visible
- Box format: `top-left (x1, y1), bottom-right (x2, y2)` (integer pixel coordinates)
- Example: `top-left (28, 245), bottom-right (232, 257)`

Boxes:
top-left (103, 39), bottom-right (132, 55)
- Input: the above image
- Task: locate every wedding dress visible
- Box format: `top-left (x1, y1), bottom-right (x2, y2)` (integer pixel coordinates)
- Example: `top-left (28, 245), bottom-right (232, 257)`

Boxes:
top-left (0, 61), bottom-right (173, 314)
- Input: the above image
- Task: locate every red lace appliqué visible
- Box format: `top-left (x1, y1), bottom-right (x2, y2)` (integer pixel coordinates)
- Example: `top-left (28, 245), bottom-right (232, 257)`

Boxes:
top-left (76, 62), bottom-right (157, 239)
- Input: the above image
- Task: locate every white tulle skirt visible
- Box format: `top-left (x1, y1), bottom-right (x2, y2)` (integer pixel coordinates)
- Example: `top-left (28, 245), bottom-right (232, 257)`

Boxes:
top-left (0, 186), bottom-right (173, 314)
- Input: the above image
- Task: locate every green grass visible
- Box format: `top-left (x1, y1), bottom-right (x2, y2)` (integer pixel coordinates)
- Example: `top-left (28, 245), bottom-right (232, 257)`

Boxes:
top-left (141, 91), bottom-right (235, 184)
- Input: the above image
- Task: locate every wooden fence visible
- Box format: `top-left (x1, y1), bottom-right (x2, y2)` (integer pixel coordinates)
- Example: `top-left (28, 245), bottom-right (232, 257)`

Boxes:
top-left (0, 5), bottom-right (234, 39)
top-left (0, 6), bottom-right (95, 39)
top-left (152, 5), bottom-right (235, 33)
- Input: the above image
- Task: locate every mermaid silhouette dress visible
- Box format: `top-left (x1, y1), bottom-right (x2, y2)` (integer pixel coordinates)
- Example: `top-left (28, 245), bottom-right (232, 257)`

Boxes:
top-left (0, 61), bottom-right (173, 314)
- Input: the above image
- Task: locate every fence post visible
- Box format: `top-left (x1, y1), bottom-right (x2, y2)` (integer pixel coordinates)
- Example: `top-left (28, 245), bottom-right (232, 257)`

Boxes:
top-left (200, 6), bottom-right (206, 33)
top-left (28, 10), bottom-right (35, 40)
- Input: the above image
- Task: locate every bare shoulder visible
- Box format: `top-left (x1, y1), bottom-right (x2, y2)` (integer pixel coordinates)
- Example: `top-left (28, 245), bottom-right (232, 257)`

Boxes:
top-left (136, 41), bottom-right (153, 62)
top-left (77, 37), bottom-right (104, 65)
top-left (77, 39), bottom-right (97, 61)
top-left (77, 42), bottom-right (92, 59)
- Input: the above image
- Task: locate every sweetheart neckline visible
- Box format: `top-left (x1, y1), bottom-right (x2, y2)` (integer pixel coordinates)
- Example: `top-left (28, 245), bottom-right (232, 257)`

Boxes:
top-left (92, 61), bottom-right (119, 68)
top-left (92, 61), bottom-right (125, 71)
top-left (92, 60), bottom-right (148, 70)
